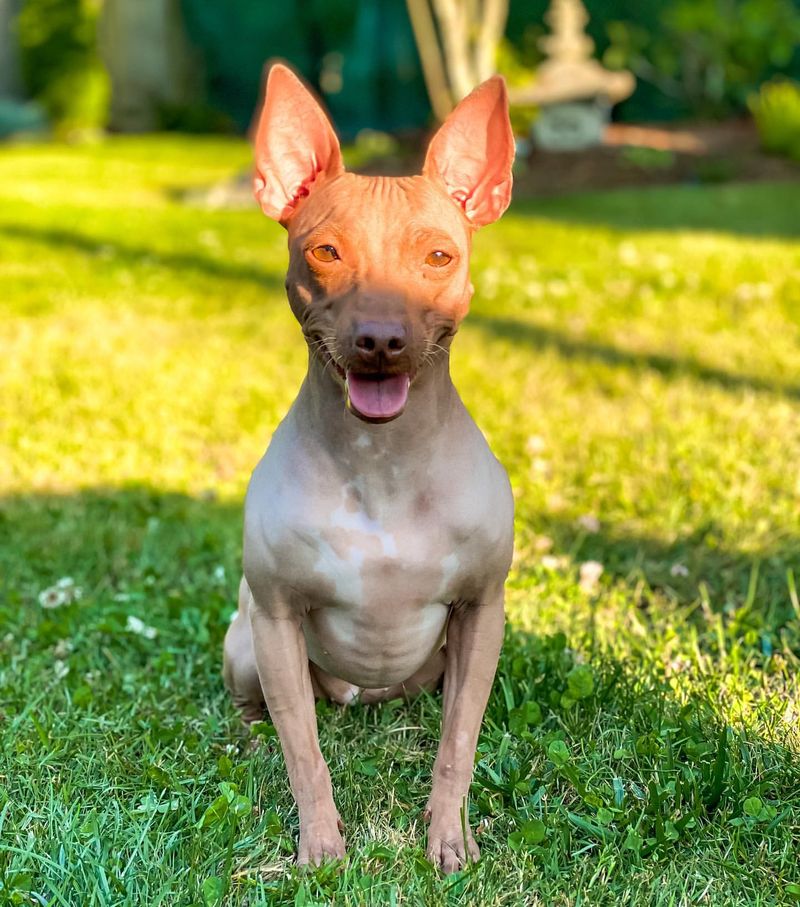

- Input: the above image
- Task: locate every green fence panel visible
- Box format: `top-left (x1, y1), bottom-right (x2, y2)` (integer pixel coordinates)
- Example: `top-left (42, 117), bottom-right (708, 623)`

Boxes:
top-left (181, 0), bottom-right (431, 138)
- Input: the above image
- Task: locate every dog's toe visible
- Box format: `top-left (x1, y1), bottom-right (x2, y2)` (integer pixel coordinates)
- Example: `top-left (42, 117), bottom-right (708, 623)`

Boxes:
top-left (426, 826), bottom-right (480, 874)
top-left (297, 819), bottom-right (346, 867)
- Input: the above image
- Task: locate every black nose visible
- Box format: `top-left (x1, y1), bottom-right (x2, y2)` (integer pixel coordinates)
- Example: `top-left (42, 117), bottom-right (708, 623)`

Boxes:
top-left (353, 322), bottom-right (407, 360)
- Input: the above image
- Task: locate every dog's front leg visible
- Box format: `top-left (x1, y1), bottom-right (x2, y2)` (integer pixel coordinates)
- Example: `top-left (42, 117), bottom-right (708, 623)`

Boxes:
top-left (424, 586), bottom-right (505, 873)
top-left (250, 606), bottom-right (345, 865)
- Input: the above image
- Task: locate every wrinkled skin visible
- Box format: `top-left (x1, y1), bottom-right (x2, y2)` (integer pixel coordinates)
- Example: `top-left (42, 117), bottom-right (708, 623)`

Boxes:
top-left (223, 64), bottom-right (515, 871)
top-left (285, 172), bottom-right (472, 393)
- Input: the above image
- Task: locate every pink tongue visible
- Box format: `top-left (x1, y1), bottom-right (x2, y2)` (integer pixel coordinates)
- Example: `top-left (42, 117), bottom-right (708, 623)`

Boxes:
top-left (346, 372), bottom-right (410, 420)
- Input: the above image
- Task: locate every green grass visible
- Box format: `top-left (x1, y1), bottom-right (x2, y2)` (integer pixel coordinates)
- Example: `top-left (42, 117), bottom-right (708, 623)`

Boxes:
top-left (1, 136), bottom-right (799, 906)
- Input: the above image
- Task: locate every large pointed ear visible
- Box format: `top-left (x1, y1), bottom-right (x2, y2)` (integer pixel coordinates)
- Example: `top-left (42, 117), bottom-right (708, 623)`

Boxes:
top-left (253, 63), bottom-right (344, 223)
top-left (423, 76), bottom-right (515, 228)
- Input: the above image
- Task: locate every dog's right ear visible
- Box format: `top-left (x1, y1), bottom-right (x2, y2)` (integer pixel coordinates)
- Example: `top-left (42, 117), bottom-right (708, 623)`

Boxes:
top-left (253, 64), bottom-right (344, 225)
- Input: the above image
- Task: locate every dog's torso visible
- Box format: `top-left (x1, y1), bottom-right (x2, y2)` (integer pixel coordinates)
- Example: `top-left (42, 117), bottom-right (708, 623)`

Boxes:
top-left (243, 383), bottom-right (513, 689)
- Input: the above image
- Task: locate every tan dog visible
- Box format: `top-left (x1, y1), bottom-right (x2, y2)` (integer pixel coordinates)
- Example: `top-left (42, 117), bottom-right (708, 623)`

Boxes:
top-left (223, 64), bottom-right (515, 872)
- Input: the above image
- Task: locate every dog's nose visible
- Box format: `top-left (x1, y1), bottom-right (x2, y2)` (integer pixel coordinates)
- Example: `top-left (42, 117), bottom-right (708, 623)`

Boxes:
top-left (353, 322), bottom-right (407, 360)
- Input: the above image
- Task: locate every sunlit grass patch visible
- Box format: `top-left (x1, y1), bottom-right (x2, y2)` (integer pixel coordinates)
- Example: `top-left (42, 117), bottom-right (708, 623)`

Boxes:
top-left (1, 138), bottom-right (799, 905)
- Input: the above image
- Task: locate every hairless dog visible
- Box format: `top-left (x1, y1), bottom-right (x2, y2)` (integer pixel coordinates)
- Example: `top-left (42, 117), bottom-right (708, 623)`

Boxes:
top-left (223, 64), bottom-right (515, 873)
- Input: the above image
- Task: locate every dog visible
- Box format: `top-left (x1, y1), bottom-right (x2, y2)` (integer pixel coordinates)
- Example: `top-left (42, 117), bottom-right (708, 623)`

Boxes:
top-left (223, 63), bottom-right (515, 872)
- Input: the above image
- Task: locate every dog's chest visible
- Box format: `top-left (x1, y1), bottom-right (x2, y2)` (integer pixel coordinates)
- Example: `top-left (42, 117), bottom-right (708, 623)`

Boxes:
top-left (259, 481), bottom-right (466, 685)
top-left (278, 480), bottom-right (465, 610)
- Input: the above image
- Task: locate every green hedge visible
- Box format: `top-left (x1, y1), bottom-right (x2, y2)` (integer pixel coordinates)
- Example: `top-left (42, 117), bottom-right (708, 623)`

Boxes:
top-left (507, 0), bottom-right (800, 121)
top-left (749, 78), bottom-right (800, 160)
top-left (16, 0), bottom-right (107, 129)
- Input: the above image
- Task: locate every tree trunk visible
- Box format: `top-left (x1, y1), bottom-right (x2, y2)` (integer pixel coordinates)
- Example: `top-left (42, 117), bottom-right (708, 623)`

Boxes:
top-left (99, 0), bottom-right (199, 132)
top-left (406, 0), bottom-right (509, 120)
top-left (406, 0), bottom-right (453, 120)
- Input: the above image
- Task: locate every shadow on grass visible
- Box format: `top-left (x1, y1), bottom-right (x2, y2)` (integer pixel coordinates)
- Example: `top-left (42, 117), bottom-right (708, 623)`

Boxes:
top-left (1, 486), bottom-right (798, 904)
top-left (0, 487), bottom-right (800, 903)
top-left (0, 485), bottom-right (243, 602)
top-left (468, 312), bottom-right (800, 401)
top-left (513, 180), bottom-right (800, 239)
top-left (0, 222), bottom-right (285, 290)
top-left (2, 485), bottom-right (797, 635)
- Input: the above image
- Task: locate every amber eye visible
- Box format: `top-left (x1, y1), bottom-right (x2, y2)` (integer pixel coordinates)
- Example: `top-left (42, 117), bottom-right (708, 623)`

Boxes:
top-left (425, 250), bottom-right (452, 268)
top-left (312, 244), bottom-right (339, 262)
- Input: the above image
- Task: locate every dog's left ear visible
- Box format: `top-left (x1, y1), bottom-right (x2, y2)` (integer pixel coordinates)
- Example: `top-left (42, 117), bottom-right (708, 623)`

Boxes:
top-left (423, 76), bottom-right (514, 228)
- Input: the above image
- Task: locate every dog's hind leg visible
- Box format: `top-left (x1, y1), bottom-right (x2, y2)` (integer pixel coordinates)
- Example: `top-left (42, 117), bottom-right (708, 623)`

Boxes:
top-left (222, 576), bottom-right (265, 724)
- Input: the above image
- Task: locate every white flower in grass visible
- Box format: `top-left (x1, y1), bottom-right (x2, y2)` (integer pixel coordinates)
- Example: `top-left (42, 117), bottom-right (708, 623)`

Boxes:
top-left (526, 435), bottom-right (547, 456)
top-left (54, 659), bottom-right (69, 680)
top-left (541, 554), bottom-right (569, 571)
top-left (58, 577), bottom-right (82, 599)
top-left (39, 577), bottom-right (83, 608)
top-left (665, 656), bottom-right (691, 677)
top-left (577, 514), bottom-right (600, 534)
top-left (39, 587), bottom-right (69, 609)
top-left (579, 560), bottom-right (604, 594)
top-left (670, 563), bottom-right (689, 577)
top-left (126, 615), bottom-right (158, 639)
top-left (547, 279), bottom-right (569, 298)
top-left (737, 281), bottom-right (773, 303)
top-left (531, 457), bottom-right (551, 477)
top-left (53, 639), bottom-right (73, 659)
top-left (213, 565), bottom-right (226, 583)
top-left (525, 281), bottom-right (544, 300)
top-left (618, 241), bottom-right (639, 266)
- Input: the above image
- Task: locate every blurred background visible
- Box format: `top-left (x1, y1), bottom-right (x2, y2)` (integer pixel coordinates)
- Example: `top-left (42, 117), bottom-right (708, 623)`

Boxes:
top-left (2, 0), bottom-right (800, 185)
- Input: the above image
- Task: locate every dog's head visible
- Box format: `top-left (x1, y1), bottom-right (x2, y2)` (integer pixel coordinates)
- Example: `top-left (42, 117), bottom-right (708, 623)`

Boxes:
top-left (253, 64), bottom-right (514, 423)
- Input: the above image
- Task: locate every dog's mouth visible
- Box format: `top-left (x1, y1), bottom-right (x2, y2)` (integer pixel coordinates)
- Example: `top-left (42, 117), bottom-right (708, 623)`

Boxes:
top-left (345, 371), bottom-right (410, 423)
top-left (311, 338), bottom-right (411, 423)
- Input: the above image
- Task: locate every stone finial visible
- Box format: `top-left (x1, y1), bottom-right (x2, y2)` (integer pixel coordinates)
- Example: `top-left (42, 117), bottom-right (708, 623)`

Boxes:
top-left (512, 0), bottom-right (634, 107)
top-left (540, 0), bottom-right (594, 66)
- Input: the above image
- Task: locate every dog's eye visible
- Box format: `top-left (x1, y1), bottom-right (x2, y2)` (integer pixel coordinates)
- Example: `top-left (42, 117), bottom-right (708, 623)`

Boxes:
top-left (425, 250), bottom-right (452, 268)
top-left (312, 244), bottom-right (339, 262)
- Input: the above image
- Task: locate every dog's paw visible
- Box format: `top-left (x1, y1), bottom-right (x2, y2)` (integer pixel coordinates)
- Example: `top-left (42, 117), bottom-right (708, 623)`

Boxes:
top-left (297, 816), bottom-right (346, 867)
top-left (425, 815), bottom-right (480, 874)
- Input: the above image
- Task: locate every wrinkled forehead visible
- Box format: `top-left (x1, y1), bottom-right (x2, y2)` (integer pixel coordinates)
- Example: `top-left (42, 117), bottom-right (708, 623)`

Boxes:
top-left (288, 173), bottom-right (471, 249)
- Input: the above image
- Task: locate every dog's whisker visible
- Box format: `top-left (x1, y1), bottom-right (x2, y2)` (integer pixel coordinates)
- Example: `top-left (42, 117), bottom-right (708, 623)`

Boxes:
top-left (424, 340), bottom-right (450, 358)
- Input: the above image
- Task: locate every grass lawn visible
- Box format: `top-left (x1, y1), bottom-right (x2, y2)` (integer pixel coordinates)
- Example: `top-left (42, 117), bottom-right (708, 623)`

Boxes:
top-left (1, 136), bottom-right (799, 906)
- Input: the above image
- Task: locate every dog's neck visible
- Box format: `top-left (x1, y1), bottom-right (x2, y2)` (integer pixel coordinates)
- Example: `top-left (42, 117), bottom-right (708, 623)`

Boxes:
top-left (298, 352), bottom-right (459, 467)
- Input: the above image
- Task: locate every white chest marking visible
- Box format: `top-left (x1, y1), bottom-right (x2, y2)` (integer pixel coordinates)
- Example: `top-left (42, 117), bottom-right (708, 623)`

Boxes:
top-left (330, 505), bottom-right (398, 558)
top-left (312, 534), bottom-right (364, 605)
